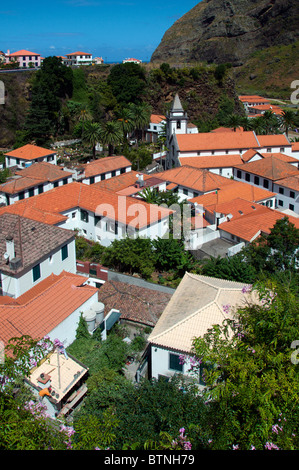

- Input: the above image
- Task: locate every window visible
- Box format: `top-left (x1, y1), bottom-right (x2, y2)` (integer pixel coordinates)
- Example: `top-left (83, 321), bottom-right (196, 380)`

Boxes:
top-left (280, 148), bottom-right (285, 153)
top-left (263, 179), bottom-right (269, 189)
top-left (183, 188), bottom-right (188, 196)
top-left (254, 176), bottom-right (260, 185)
top-left (32, 264), bottom-right (41, 282)
top-left (19, 191), bottom-right (25, 200)
top-left (245, 173), bottom-right (250, 182)
top-left (267, 148), bottom-right (271, 153)
top-left (169, 353), bottom-right (183, 372)
top-left (111, 170), bottom-right (116, 177)
top-left (290, 191), bottom-right (295, 199)
top-left (177, 120), bottom-right (181, 129)
top-left (38, 184), bottom-right (44, 194)
top-left (90, 176), bottom-right (95, 184)
top-left (236, 170), bottom-right (242, 179)
top-left (278, 200), bottom-right (284, 207)
top-left (61, 244), bottom-right (68, 261)
top-left (101, 174), bottom-right (105, 181)
top-left (80, 210), bottom-right (89, 223)
top-left (279, 187), bottom-right (284, 195)
top-left (28, 188), bottom-right (34, 198)
top-left (289, 204), bottom-right (295, 211)
top-left (120, 168), bottom-right (126, 174)
top-left (63, 178), bottom-right (68, 185)
top-left (53, 181), bottom-right (59, 188)
top-left (94, 215), bottom-right (102, 226)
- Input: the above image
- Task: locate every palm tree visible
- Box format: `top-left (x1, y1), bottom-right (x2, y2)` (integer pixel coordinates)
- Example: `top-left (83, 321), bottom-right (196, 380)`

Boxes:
top-left (225, 114), bottom-right (243, 132)
top-left (115, 106), bottom-right (135, 146)
top-left (100, 120), bottom-right (123, 156)
top-left (260, 110), bottom-right (280, 134)
top-left (82, 121), bottom-right (102, 159)
top-left (128, 102), bottom-right (152, 145)
top-left (279, 110), bottom-right (297, 137)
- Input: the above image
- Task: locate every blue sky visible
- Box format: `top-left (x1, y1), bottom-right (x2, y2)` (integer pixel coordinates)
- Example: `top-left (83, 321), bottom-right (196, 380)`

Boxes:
top-left (0, 0), bottom-right (199, 62)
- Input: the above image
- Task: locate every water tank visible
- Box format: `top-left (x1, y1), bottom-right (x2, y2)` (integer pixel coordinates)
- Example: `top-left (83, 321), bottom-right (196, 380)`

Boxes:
top-left (93, 301), bottom-right (105, 323)
top-left (83, 309), bottom-right (96, 332)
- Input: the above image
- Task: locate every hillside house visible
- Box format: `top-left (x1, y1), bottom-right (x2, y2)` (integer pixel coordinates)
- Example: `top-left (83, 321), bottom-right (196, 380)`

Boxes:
top-left (0, 182), bottom-right (173, 247)
top-left (0, 162), bottom-right (73, 206)
top-left (72, 156), bottom-right (132, 185)
top-left (233, 156), bottom-right (299, 213)
top-left (147, 273), bottom-right (257, 384)
top-left (65, 51), bottom-right (93, 66)
top-left (145, 114), bottom-right (166, 143)
top-left (5, 49), bottom-right (41, 68)
top-left (218, 206), bottom-right (299, 245)
top-left (0, 214), bottom-right (76, 298)
top-left (5, 144), bottom-right (57, 169)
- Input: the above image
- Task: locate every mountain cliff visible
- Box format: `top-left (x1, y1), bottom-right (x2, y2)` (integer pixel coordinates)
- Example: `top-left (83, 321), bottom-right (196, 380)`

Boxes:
top-left (151, 0), bottom-right (299, 66)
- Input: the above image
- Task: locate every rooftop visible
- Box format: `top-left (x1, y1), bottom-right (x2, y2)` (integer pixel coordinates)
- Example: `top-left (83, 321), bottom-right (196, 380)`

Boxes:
top-left (5, 144), bottom-right (56, 161)
top-left (234, 156), bottom-right (299, 181)
top-left (0, 162), bottom-right (72, 194)
top-left (8, 50), bottom-right (40, 57)
top-left (0, 271), bottom-right (98, 347)
top-left (157, 166), bottom-right (233, 192)
top-left (0, 214), bottom-right (74, 275)
top-left (176, 131), bottom-right (260, 152)
top-left (148, 273), bottom-right (256, 353)
top-left (190, 180), bottom-right (275, 208)
top-left (218, 208), bottom-right (299, 242)
top-left (0, 182), bottom-right (173, 229)
top-left (97, 280), bottom-right (173, 327)
top-left (83, 155), bottom-right (132, 178)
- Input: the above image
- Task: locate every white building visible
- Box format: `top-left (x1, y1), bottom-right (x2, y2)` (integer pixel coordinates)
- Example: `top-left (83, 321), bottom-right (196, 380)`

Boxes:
top-left (0, 214), bottom-right (76, 298)
top-left (5, 144), bottom-right (57, 170)
top-left (65, 51), bottom-right (93, 66)
top-left (148, 273), bottom-right (257, 384)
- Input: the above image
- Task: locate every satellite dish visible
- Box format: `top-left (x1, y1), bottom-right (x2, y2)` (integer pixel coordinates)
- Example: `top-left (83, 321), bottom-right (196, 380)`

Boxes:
top-left (3, 252), bottom-right (9, 261)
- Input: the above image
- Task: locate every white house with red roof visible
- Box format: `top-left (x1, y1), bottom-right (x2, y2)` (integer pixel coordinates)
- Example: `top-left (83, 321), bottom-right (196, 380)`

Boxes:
top-left (5, 144), bottom-right (57, 169)
top-left (65, 51), bottom-right (93, 66)
top-left (5, 49), bottom-right (41, 68)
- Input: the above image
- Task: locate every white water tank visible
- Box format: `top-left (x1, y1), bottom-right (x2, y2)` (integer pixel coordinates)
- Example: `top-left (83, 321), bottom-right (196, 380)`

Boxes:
top-left (83, 309), bottom-right (96, 333)
top-left (94, 302), bottom-right (105, 323)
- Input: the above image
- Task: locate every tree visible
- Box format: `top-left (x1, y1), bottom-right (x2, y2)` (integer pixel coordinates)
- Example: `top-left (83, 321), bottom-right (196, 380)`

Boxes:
top-left (82, 121), bottom-right (102, 158)
top-left (128, 102), bottom-right (152, 144)
top-left (241, 217), bottom-right (299, 276)
top-left (99, 120), bottom-right (123, 156)
top-left (199, 254), bottom-right (257, 284)
top-left (279, 110), bottom-right (298, 137)
top-left (101, 237), bottom-right (155, 279)
top-left (152, 236), bottom-right (194, 275)
top-left (107, 62), bottom-right (146, 104)
top-left (190, 281), bottom-right (299, 450)
top-left (24, 82), bottom-right (55, 145)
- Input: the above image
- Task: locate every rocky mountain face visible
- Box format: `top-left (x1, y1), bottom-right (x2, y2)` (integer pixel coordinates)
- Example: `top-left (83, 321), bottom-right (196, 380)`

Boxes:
top-left (151, 0), bottom-right (299, 66)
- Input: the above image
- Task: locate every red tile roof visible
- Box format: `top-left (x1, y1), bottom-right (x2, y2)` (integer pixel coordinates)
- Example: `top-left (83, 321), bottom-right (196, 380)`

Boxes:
top-left (5, 144), bottom-right (56, 161)
top-left (94, 170), bottom-right (151, 192)
top-left (8, 50), bottom-right (40, 57)
top-left (189, 180), bottom-right (275, 208)
top-left (218, 209), bottom-right (299, 242)
top-left (179, 154), bottom-right (243, 169)
top-left (151, 114), bottom-right (166, 124)
top-left (0, 271), bottom-right (98, 347)
top-left (83, 156), bottom-right (131, 178)
top-left (275, 174), bottom-right (299, 191)
top-left (157, 166), bottom-right (233, 192)
top-left (67, 51), bottom-right (91, 56)
top-left (176, 131), bottom-right (260, 152)
top-left (239, 95), bottom-right (270, 103)
top-left (234, 156), bottom-right (299, 181)
top-left (257, 134), bottom-right (291, 147)
top-left (0, 182), bottom-right (173, 229)
top-left (0, 162), bottom-right (72, 194)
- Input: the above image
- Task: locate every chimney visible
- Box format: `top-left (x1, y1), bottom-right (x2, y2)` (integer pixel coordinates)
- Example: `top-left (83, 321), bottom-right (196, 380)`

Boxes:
top-left (5, 236), bottom-right (15, 260)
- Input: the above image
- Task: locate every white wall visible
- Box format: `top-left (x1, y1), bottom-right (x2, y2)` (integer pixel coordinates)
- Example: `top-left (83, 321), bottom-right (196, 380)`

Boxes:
top-left (150, 345), bottom-right (195, 382)
top-left (273, 183), bottom-right (299, 214)
top-left (48, 291), bottom-right (98, 348)
top-left (1, 239), bottom-right (76, 298)
top-left (5, 154), bottom-right (57, 169)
